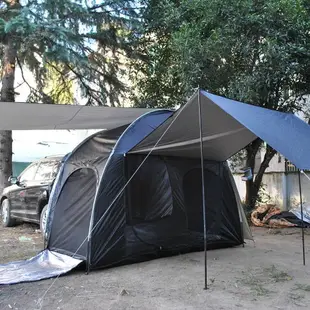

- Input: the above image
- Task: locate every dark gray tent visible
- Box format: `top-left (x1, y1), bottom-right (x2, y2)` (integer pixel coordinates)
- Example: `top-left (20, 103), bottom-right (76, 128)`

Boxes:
top-left (45, 107), bottom-right (250, 271)
top-left (1, 90), bottom-right (310, 285)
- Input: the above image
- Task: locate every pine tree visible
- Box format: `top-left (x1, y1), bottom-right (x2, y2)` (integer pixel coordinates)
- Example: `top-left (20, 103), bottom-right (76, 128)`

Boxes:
top-left (0, 0), bottom-right (140, 194)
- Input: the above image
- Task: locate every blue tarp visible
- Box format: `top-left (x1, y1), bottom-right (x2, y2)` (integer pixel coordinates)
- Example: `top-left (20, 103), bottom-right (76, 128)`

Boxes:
top-left (132, 90), bottom-right (310, 170)
top-left (202, 91), bottom-right (310, 170)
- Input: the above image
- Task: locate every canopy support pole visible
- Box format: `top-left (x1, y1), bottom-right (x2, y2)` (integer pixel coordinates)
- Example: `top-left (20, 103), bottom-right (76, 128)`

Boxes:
top-left (198, 89), bottom-right (208, 289)
top-left (298, 169), bottom-right (306, 266)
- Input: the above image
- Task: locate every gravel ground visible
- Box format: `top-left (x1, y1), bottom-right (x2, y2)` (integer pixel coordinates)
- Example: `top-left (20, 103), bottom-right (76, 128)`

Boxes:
top-left (1, 224), bottom-right (310, 310)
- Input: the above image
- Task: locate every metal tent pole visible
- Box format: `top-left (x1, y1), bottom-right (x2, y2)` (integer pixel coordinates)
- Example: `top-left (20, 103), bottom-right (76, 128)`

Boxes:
top-left (198, 88), bottom-right (208, 289)
top-left (298, 169), bottom-right (306, 266)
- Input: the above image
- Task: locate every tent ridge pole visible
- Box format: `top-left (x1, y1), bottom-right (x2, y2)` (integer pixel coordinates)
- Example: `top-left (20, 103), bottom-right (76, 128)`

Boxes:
top-left (198, 88), bottom-right (208, 289)
top-left (298, 169), bottom-right (306, 266)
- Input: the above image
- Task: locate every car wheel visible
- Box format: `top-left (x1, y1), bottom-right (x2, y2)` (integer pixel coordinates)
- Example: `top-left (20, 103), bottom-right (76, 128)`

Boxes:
top-left (1, 199), bottom-right (16, 227)
top-left (40, 204), bottom-right (49, 240)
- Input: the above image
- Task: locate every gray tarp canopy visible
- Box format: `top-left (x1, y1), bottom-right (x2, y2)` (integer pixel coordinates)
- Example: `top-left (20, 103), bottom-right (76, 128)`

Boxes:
top-left (1, 91), bottom-right (310, 169)
top-left (131, 91), bottom-right (310, 170)
top-left (0, 101), bottom-right (153, 130)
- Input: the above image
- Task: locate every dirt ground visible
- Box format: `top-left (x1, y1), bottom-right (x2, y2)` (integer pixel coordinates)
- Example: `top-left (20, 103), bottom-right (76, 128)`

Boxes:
top-left (0, 223), bottom-right (44, 264)
top-left (1, 225), bottom-right (310, 310)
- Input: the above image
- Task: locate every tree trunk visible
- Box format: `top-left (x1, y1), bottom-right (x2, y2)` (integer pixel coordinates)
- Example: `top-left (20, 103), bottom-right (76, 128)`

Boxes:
top-left (244, 139), bottom-right (261, 207)
top-left (0, 17), bottom-right (18, 194)
top-left (245, 142), bottom-right (277, 210)
top-left (250, 145), bottom-right (277, 208)
top-left (0, 131), bottom-right (13, 194)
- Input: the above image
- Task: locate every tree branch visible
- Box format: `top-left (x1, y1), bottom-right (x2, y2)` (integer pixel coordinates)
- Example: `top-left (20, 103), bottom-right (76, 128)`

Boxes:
top-left (16, 56), bottom-right (55, 104)
top-left (65, 63), bottom-right (104, 106)
top-left (16, 56), bottom-right (37, 94)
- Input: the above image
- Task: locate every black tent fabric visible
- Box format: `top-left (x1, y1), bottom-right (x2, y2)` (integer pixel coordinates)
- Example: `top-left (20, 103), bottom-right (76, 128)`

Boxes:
top-left (268, 212), bottom-right (310, 228)
top-left (48, 168), bottom-right (97, 258)
top-left (44, 109), bottom-right (249, 272)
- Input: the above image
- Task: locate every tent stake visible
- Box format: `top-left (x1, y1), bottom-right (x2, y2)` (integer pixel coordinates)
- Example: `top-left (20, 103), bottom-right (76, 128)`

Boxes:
top-left (198, 88), bottom-right (208, 289)
top-left (298, 169), bottom-right (306, 266)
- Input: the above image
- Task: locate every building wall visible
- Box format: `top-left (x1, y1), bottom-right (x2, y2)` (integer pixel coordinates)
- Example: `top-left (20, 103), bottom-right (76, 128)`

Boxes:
top-left (233, 171), bottom-right (310, 210)
top-left (233, 173), bottom-right (285, 207)
top-left (230, 149), bottom-right (286, 174)
top-left (286, 172), bottom-right (310, 209)
top-left (264, 153), bottom-right (285, 173)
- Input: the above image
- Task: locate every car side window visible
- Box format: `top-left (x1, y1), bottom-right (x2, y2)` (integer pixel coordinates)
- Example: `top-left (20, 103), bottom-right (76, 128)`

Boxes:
top-left (34, 161), bottom-right (59, 181)
top-left (19, 164), bottom-right (38, 183)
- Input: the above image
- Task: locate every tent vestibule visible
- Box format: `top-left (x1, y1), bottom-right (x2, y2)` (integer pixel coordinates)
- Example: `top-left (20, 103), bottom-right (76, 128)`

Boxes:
top-left (46, 107), bottom-right (250, 270)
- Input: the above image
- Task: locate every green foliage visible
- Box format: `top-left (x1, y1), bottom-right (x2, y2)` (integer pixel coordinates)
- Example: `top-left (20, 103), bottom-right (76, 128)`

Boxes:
top-left (229, 150), bottom-right (247, 173)
top-left (0, 0), bottom-right (141, 106)
top-left (132, 0), bottom-right (310, 208)
top-left (256, 183), bottom-right (272, 205)
top-left (0, 17), bottom-right (5, 37)
top-left (134, 0), bottom-right (310, 111)
top-left (43, 63), bottom-right (74, 104)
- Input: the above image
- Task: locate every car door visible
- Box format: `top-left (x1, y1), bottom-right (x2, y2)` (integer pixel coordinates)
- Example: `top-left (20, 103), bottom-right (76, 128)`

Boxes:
top-left (24, 160), bottom-right (59, 222)
top-left (9, 163), bottom-right (38, 220)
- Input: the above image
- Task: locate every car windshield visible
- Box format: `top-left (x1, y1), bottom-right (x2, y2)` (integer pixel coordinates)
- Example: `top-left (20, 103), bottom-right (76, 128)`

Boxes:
top-left (19, 164), bottom-right (38, 183)
top-left (34, 161), bottom-right (60, 181)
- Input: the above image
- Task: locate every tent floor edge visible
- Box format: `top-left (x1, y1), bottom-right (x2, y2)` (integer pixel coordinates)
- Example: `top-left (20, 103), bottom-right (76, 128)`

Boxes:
top-left (86, 260), bottom-right (91, 275)
top-left (47, 247), bottom-right (86, 261)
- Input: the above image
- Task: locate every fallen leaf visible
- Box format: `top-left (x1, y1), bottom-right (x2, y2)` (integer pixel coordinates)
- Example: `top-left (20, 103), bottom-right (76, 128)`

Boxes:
top-left (120, 289), bottom-right (129, 296)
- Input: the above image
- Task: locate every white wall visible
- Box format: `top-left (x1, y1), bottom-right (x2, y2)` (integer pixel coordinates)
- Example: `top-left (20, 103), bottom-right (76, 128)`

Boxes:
top-left (286, 172), bottom-right (310, 208)
top-left (264, 153), bottom-right (286, 173)
top-left (233, 171), bottom-right (310, 210)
